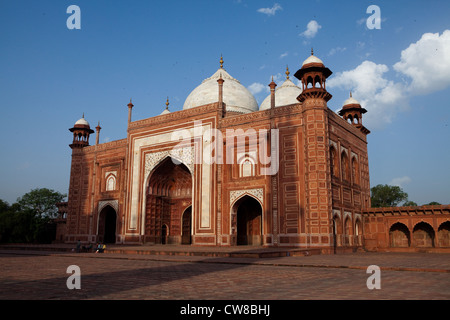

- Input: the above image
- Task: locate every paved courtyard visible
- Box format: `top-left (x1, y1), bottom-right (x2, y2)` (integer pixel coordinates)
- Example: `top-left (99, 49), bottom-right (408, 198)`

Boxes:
top-left (0, 248), bottom-right (449, 302)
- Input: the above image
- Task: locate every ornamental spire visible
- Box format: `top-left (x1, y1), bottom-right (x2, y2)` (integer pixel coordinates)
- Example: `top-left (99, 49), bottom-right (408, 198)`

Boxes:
top-left (285, 65), bottom-right (290, 80)
top-left (220, 54), bottom-right (224, 69)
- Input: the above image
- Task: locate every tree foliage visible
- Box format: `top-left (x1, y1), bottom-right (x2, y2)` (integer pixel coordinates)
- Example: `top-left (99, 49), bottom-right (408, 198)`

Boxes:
top-left (370, 184), bottom-right (408, 208)
top-left (424, 201), bottom-right (441, 205)
top-left (16, 188), bottom-right (66, 218)
top-left (0, 188), bottom-right (66, 243)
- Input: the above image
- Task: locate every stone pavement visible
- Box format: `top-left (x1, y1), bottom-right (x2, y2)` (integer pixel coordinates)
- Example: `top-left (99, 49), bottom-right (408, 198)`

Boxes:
top-left (0, 244), bottom-right (449, 302)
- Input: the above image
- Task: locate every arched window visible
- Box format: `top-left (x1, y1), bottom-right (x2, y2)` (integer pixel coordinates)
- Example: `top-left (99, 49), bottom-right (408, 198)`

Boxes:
top-left (341, 152), bottom-right (349, 181)
top-left (314, 75), bottom-right (322, 88)
top-left (330, 146), bottom-right (338, 177)
top-left (352, 157), bottom-right (359, 185)
top-left (106, 174), bottom-right (116, 191)
top-left (239, 156), bottom-right (255, 177)
top-left (306, 76), bottom-right (314, 89)
top-left (347, 115), bottom-right (353, 124)
top-left (344, 217), bottom-right (352, 246)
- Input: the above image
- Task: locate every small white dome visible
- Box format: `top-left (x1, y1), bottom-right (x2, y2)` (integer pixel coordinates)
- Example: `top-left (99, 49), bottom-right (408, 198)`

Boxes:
top-left (183, 68), bottom-right (258, 114)
top-left (75, 117), bottom-right (90, 127)
top-left (160, 109), bottom-right (171, 115)
top-left (259, 79), bottom-right (302, 110)
top-left (343, 96), bottom-right (360, 106)
top-left (302, 54), bottom-right (324, 67)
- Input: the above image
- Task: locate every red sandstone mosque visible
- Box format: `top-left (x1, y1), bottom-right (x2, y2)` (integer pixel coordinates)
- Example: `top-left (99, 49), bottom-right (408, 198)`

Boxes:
top-left (57, 52), bottom-right (450, 253)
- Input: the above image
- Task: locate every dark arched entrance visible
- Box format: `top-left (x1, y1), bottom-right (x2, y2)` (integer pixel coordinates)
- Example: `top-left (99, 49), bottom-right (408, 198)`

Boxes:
top-left (181, 206), bottom-right (192, 245)
top-left (235, 196), bottom-right (262, 246)
top-left (99, 206), bottom-right (117, 244)
top-left (145, 157), bottom-right (192, 244)
top-left (438, 221), bottom-right (450, 247)
top-left (413, 222), bottom-right (435, 247)
top-left (389, 222), bottom-right (410, 247)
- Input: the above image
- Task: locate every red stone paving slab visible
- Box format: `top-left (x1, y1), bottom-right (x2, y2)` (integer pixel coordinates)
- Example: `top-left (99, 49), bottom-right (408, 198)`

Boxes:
top-left (0, 249), bottom-right (449, 300)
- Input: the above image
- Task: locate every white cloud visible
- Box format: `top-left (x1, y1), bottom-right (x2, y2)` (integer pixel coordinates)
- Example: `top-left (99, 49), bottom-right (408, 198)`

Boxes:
top-left (271, 72), bottom-right (283, 84)
top-left (300, 20), bottom-right (322, 38)
top-left (389, 176), bottom-right (412, 188)
top-left (280, 52), bottom-right (289, 59)
top-left (327, 60), bottom-right (408, 128)
top-left (356, 17), bottom-right (366, 25)
top-left (248, 82), bottom-right (267, 95)
top-left (257, 3), bottom-right (282, 16)
top-left (328, 47), bottom-right (347, 56)
top-left (327, 30), bottom-right (450, 129)
top-left (393, 30), bottom-right (450, 95)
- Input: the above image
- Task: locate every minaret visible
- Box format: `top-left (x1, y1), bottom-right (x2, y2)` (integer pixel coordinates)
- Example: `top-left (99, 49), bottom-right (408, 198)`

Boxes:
top-left (69, 114), bottom-right (95, 149)
top-left (294, 50), bottom-right (333, 250)
top-left (95, 122), bottom-right (101, 145)
top-left (217, 55), bottom-right (225, 117)
top-left (127, 99), bottom-right (134, 125)
top-left (269, 76), bottom-right (277, 109)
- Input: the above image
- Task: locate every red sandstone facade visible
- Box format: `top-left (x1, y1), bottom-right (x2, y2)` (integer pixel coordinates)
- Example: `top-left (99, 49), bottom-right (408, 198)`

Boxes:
top-left (60, 53), bottom-right (449, 253)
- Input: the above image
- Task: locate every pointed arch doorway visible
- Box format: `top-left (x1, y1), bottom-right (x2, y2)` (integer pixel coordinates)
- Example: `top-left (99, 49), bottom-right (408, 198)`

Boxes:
top-left (233, 195), bottom-right (263, 246)
top-left (145, 156), bottom-right (192, 244)
top-left (98, 205), bottom-right (117, 244)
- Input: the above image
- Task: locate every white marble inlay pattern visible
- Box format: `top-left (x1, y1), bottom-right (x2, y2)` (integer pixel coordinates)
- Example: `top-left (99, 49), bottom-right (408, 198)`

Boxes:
top-left (144, 146), bottom-right (194, 178)
top-left (230, 188), bottom-right (263, 205)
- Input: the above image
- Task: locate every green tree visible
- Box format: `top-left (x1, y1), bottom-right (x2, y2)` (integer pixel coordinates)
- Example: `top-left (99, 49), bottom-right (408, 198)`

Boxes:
top-left (16, 188), bottom-right (66, 218)
top-left (403, 200), bottom-right (418, 206)
top-left (0, 199), bottom-right (9, 213)
top-left (371, 184), bottom-right (408, 208)
top-left (0, 188), bottom-right (64, 243)
top-left (424, 201), bottom-right (441, 205)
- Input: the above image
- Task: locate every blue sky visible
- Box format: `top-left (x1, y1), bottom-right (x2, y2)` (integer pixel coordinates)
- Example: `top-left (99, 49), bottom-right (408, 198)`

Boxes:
top-left (1, 0), bottom-right (449, 205)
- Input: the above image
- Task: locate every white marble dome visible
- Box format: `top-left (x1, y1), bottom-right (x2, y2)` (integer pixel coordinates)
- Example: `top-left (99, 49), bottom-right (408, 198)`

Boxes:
top-left (343, 95), bottom-right (360, 106)
top-left (183, 68), bottom-right (258, 114)
top-left (259, 78), bottom-right (302, 110)
top-left (75, 116), bottom-right (90, 127)
top-left (302, 54), bottom-right (324, 67)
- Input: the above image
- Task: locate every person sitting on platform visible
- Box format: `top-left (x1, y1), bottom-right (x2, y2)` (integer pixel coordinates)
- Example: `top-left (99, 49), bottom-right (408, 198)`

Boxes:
top-left (95, 242), bottom-right (106, 253)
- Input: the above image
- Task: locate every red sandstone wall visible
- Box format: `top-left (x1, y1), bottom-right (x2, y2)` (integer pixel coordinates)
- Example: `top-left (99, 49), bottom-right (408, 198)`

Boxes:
top-left (363, 205), bottom-right (450, 252)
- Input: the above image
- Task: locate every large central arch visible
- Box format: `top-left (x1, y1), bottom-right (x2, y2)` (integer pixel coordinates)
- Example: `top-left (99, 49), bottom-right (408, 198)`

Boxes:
top-left (144, 157), bottom-right (192, 244)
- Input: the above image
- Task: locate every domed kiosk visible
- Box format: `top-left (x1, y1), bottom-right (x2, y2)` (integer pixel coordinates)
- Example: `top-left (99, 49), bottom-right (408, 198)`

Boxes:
top-left (69, 114), bottom-right (94, 149)
top-left (338, 93), bottom-right (370, 134)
